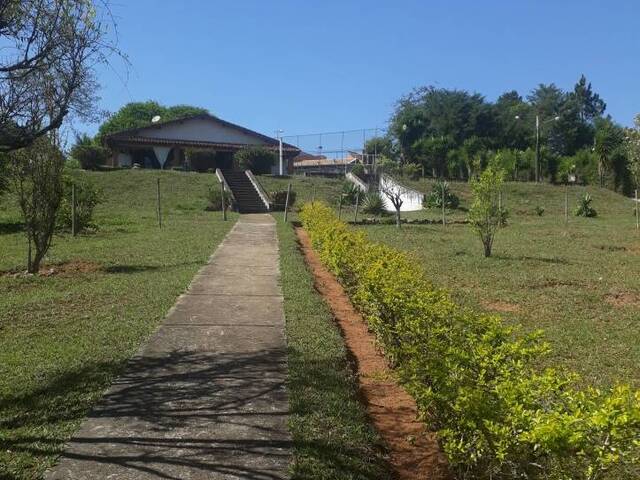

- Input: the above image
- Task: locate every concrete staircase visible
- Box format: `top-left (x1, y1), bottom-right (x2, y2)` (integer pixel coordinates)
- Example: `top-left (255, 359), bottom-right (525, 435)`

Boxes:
top-left (223, 171), bottom-right (269, 213)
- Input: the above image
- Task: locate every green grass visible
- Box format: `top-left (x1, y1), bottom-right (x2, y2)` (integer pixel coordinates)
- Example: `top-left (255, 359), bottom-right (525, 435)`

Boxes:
top-left (0, 169), bottom-right (236, 479)
top-left (276, 218), bottom-right (390, 480)
top-left (357, 178), bottom-right (640, 388)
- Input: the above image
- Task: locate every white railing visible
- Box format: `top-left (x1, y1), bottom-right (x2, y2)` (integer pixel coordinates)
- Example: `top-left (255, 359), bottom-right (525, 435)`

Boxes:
top-left (379, 174), bottom-right (424, 212)
top-left (215, 168), bottom-right (237, 208)
top-left (345, 172), bottom-right (369, 192)
top-left (245, 170), bottom-right (271, 210)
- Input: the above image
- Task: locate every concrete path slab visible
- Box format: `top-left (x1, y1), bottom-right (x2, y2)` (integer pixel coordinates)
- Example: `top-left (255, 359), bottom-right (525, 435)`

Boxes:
top-left (45, 214), bottom-right (290, 480)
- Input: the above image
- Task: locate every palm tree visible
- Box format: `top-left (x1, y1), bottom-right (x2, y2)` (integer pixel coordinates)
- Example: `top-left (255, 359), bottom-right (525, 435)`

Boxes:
top-left (594, 121), bottom-right (623, 188)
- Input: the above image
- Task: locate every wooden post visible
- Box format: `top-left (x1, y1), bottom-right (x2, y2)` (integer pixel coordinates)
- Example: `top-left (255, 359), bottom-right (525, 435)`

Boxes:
top-left (441, 182), bottom-right (446, 226)
top-left (220, 181), bottom-right (227, 221)
top-left (71, 182), bottom-right (77, 237)
top-left (284, 182), bottom-right (291, 222)
top-left (636, 189), bottom-right (640, 230)
top-left (565, 184), bottom-right (569, 225)
top-left (354, 194), bottom-right (360, 223)
top-left (312, 184), bottom-right (316, 203)
top-left (156, 178), bottom-right (162, 228)
top-left (338, 195), bottom-right (343, 220)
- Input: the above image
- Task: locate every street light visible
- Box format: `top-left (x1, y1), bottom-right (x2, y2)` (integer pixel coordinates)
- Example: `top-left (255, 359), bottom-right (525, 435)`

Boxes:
top-left (515, 114), bottom-right (560, 182)
top-left (275, 129), bottom-right (284, 176)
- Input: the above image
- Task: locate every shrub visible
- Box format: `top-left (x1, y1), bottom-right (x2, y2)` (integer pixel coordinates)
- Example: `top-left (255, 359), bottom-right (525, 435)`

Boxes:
top-left (535, 205), bottom-right (545, 216)
top-left (9, 138), bottom-right (65, 273)
top-left (402, 163), bottom-right (421, 180)
top-left (361, 191), bottom-right (385, 216)
top-left (57, 171), bottom-right (102, 232)
top-left (342, 182), bottom-right (363, 205)
top-left (205, 184), bottom-right (231, 211)
top-left (300, 202), bottom-right (640, 480)
top-left (233, 146), bottom-right (275, 174)
top-left (468, 167), bottom-right (508, 257)
top-left (270, 190), bottom-right (296, 211)
top-left (350, 163), bottom-right (365, 178)
top-left (575, 193), bottom-right (597, 217)
top-left (69, 134), bottom-right (110, 170)
top-left (423, 180), bottom-right (460, 209)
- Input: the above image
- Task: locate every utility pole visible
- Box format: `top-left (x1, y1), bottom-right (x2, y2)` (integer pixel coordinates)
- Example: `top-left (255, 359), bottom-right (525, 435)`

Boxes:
top-left (276, 129), bottom-right (284, 176)
top-left (535, 114), bottom-right (540, 183)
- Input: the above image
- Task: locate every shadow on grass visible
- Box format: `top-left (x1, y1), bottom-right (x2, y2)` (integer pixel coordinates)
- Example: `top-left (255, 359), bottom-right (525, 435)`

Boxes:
top-left (494, 254), bottom-right (572, 265)
top-left (0, 222), bottom-right (23, 234)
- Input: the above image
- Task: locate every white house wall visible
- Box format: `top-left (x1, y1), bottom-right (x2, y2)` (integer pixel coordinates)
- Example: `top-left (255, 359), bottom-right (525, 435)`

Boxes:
top-left (141, 118), bottom-right (268, 146)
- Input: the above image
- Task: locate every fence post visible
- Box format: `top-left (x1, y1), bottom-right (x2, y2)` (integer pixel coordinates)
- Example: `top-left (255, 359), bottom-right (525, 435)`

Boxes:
top-left (636, 188), bottom-right (640, 230)
top-left (338, 195), bottom-right (343, 221)
top-left (220, 181), bottom-right (227, 221)
top-left (565, 184), bottom-right (569, 225)
top-left (354, 194), bottom-right (360, 223)
top-left (442, 182), bottom-right (446, 226)
top-left (156, 178), bottom-right (162, 228)
top-left (312, 184), bottom-right (316, 203)
top-left (71, 182), bottom-right (77, 236)
top-left (284, 182), bottom-right (291, 222)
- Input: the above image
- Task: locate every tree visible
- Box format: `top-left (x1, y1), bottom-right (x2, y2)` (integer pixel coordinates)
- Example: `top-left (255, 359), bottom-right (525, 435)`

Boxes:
top-left (233, 146), bottom-right (275, 174)
top-left (97, 101), bottom-right (209, 140)
top-left (413, 136), bottom-right (453, 178)
top-left (1, 0), bottom-right (120, 152)
top-left (9, 137), bottom-right (65, 273)
top-left (468, 165), bottom-right (508, 257)
top-left (571, 74), bottom-right (606, 122)
top-left (379, 176), bottom-right (404, 228)
top-left (364, 136), bottom-right (393, 160)
top-left (624, 114), bottom-right (640, 189)
top-left (69, 133), bottom-right (110, 169)
top-left (594, 118), bottom-right (624, 187)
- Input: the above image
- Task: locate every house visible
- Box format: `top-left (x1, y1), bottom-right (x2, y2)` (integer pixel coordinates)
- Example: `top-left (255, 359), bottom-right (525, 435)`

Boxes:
top-left (103, 114), bottom-right (300, 173)
top-left (293, 152), bottom-right (361, 176)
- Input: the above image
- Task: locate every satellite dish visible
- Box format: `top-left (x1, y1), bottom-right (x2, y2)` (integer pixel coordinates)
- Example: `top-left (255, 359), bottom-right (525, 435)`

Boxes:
top-left (151, 115), bottom-right (161, 123)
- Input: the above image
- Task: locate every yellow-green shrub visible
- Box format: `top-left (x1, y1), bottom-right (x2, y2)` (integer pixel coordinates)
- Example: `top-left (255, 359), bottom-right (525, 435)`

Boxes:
top-left (300, 202), bottom-right (640, 480)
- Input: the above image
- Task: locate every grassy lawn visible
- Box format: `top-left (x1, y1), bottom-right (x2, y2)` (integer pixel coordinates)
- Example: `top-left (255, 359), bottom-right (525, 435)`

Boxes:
top-left (357, 178), bottom-right (640, 388)
top-left (276, 218), bottom-right (390, 480)
top-left (0, 169), bottom-right (236, 479)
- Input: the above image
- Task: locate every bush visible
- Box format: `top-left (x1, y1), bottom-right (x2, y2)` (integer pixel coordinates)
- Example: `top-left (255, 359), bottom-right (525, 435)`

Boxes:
top-left (350, 163), bottom-right (365, 178)
top-left (423, 180), bottom-right (459, 209)
top-left (341, 182), bottom-right (363, 205)
top-left (361, 191), bottom-right (385, 216)
top-left (69, 134), bottom-right (110, 170)
top-left (270, 190), bottom-right (296, 211)
top-left (535, 205), bottom-right (545, 216)
top-left (575, 193), bottom-right (597, 217)
top-left (205, 184), bottom-right (231, 211)
top-left (57, 170), bottom-right (102, 233)
top-left (233, 146), bottom-right (276, 174)
top-left (300, 202), bottom-right (640, 480)
top-left (402, 163), bottom-right (421, 180)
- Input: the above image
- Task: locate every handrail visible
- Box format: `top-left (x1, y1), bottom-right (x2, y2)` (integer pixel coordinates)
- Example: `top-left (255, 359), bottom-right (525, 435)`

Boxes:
top-left (215, 168), bottom-right (237, 209)
top-left (245, 170), bottom-right (271, 210)
top-left (346, 171), bottom-right (369, 192)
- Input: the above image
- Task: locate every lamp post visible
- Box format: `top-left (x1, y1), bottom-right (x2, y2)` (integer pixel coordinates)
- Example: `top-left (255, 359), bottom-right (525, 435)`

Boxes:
top-left (515, 114), bottom-right (559, 182)
top-left (275, 129), bottom-right (284, 176)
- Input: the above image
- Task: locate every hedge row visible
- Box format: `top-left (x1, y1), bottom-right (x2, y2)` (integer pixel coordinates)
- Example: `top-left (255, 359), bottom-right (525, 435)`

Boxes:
top-left (300, 202), bottom-right (640, 480)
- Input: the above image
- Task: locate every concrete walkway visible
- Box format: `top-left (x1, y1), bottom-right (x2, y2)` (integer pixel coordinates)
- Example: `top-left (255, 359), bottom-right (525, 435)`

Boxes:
top-left (46, 214), bottom-right (290, 480)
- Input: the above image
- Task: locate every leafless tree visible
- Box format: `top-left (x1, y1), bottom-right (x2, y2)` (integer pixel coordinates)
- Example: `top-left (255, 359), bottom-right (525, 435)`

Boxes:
top-left (9, 136), bottom-right (65, 273)
top-left (379, 175), bottom-right (404, 228)
top-left (1, 0), bottom-right (122, 153)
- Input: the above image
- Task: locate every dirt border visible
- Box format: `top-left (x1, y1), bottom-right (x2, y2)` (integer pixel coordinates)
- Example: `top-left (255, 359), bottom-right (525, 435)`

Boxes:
top-left (295, 226), bottom-right (449, 480)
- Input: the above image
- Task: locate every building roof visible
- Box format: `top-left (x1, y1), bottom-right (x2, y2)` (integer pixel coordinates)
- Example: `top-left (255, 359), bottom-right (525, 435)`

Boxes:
top-left (294, 156), bottom-right (359, 168)
top-left (104, 114), bottom-right (300, 153)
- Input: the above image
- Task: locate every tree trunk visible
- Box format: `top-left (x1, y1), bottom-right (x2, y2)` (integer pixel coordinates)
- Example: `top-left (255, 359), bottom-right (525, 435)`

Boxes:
top-left (483, 240), bottom-right (492, 258)
top-left (395, 208), bottom-right (401, 228)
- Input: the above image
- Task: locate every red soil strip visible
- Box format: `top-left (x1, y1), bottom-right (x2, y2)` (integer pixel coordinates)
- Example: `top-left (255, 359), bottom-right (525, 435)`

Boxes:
top-left (295, 226), bottom-right (450, 480)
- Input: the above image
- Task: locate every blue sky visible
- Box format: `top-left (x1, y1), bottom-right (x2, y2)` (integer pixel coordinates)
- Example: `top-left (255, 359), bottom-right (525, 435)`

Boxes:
top-left (87, 0), bottom-right (640, 141)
